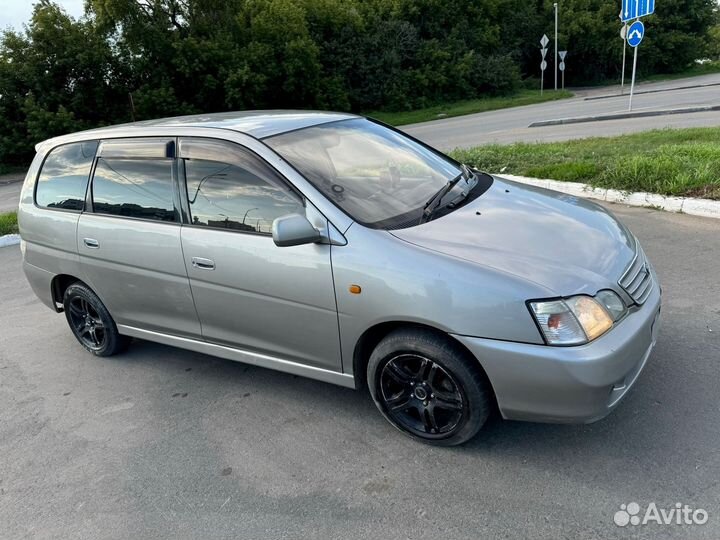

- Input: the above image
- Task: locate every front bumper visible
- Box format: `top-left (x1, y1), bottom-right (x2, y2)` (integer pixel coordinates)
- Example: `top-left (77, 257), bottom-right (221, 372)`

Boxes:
top-left (453, 282), bottom-right (661, 424)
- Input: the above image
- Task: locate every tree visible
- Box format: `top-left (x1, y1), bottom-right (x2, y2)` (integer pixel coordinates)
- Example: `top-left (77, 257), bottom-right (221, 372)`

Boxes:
top-left (0, 2), bottom-right (123, 163)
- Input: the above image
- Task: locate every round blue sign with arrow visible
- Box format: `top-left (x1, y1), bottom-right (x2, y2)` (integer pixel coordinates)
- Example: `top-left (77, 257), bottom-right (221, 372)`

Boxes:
top-left (627, 20), bottom-right (645, 48)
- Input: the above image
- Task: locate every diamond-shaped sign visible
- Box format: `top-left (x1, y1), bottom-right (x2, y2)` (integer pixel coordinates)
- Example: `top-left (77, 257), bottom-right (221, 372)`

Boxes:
top-left (559, 51), bottom-right (567, 61)
top-left (540, 34), bottom-right (549, 48)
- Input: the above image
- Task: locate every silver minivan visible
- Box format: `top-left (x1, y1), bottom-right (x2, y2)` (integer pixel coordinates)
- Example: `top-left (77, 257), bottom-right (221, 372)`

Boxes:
top-left (18, 111), bottom-right (661, 445)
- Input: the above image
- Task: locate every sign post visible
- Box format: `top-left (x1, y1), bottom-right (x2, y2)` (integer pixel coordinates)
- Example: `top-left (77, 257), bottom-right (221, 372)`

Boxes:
top-left (559, 51), bottom-right (567, 90)
top-left (620, 24), bottom-right (627, 94)
top-left (554, 3), bottom-right (559, 92)
top-left (540, 35), bottom-right (549, 95)
top-left (620, 0), bottom-right (655, 110)
top-left (626, 20), bottom-right (644, 110)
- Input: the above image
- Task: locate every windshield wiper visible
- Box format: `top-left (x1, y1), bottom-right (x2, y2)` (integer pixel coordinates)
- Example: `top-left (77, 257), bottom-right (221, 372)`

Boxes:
top-left (419, 165), bottom-right (474, 223)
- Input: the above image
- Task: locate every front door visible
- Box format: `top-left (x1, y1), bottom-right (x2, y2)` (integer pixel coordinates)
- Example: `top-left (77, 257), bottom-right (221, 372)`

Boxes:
top-left (177, 137), bottom-right (342, 371)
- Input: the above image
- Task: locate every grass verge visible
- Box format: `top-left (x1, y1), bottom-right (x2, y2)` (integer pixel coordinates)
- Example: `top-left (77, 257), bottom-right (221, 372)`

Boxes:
top-left (368, 89), bottom-right (573, 126)
top-left (0, 211), bottom-right (18, 236)
top-left (450, 127), bottom-right (720, 200)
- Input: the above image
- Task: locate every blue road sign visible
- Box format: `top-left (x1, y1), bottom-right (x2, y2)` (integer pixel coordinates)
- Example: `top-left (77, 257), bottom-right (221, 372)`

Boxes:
top-left (627, 20), bottom-right (645, 47)
top-left (621, 0), bottom-right (655, 22)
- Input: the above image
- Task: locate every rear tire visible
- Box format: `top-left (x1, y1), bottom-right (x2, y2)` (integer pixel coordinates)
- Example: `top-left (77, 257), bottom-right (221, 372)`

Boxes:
top-left (367, 328), bottom-right (491, 446)
top-left (63, 282), bottom-right (128, 357)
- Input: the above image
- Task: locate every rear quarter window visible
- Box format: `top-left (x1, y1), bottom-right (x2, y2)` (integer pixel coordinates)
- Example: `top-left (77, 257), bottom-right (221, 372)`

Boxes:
top-left (35, 141), bottom-right (99, 211)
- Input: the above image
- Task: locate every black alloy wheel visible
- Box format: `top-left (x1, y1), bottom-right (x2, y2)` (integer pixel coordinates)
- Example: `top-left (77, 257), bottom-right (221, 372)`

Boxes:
top-left (379, 354), bottom-right (465, 439)
top-left (368, 328), bottom-right (492, 446)
top-left (63, 282), bottom-right (128, 356)
top-left (67, 296), bottom-right (107, 350)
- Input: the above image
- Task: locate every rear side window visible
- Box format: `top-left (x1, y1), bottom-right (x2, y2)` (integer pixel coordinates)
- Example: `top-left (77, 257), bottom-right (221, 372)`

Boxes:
top-left (35, 141), bottom-right (98, 211)
top-left (92, 158), bottom-right (176, 222)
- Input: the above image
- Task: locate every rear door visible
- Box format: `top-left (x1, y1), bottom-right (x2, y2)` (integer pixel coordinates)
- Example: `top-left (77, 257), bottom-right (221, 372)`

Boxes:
top-left (177, 137), bottom-right (342, 371)
top-left (77, 138), bottom-right (201, 338)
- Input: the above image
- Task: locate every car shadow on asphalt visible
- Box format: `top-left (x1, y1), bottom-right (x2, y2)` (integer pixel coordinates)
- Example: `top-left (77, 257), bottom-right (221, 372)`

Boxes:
top-left (122, 336), bottom-right (668, 460)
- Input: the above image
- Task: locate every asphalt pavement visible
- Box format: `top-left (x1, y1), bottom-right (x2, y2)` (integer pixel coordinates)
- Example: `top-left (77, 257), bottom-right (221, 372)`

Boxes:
top-left (1, 203), bottom-right (718, 539)
top-left (0, 176), bottom-right (23, 213)
top-left (404, 73), bottom-right (720, 150)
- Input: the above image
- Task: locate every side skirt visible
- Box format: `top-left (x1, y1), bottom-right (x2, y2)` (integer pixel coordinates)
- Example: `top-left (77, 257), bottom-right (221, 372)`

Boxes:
top-left (117, 325), bottom-right (356, 389)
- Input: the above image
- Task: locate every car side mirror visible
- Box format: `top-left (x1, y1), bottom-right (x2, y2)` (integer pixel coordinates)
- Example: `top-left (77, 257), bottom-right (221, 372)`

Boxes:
top-left (272, 214), bottom-right (322, 247)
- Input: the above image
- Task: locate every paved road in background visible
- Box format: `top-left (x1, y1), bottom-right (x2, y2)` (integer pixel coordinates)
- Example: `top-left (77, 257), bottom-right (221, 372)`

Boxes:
top-left (405, 73), bottom-right (720, 150)
top-left (0, 177), bottom-right (23, 213)
top-left (1, 203), bottom-right (718, 539)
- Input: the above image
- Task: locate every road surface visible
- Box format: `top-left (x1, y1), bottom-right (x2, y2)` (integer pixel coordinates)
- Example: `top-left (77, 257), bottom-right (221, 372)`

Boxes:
top-left (404, 73), bottom-right (720, 150)
top-left (1, 203), bottom-right (718, 539)
top-left (0, 175), bottom-right (23, 213)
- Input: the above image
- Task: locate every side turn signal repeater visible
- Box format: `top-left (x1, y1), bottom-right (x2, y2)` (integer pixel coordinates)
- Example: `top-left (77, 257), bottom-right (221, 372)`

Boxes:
top-left (349, 284), bottom-right (362, 295)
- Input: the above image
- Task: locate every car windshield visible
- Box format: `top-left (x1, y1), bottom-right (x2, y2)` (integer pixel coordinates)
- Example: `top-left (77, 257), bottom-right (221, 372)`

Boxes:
top-left (264, 118), bottom-right (462, 227)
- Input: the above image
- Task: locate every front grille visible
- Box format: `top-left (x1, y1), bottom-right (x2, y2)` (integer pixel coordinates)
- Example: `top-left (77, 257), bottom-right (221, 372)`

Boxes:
top-left (619, 239), bottom-right (654, 305)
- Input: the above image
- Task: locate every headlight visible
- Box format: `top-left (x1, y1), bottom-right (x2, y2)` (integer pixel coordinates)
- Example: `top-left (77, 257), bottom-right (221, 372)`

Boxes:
top-left (595, 290), bottom-right (627, 321)
top-left (529, 294), bottom-right (618, 345)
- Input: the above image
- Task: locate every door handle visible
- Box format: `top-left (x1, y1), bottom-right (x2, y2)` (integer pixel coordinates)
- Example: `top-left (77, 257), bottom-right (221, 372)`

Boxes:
top-left (191, 257), bottom-right (215, 270)
top-left (83, 238), bottom-right (99, 249)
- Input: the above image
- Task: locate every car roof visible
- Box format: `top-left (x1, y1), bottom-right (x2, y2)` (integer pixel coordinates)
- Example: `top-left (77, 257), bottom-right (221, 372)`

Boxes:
top-left (37, 110), bottom-right (360, 150)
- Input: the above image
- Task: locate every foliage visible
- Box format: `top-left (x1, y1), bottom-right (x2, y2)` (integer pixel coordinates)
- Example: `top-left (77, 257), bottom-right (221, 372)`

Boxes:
top-left (708, 22), bottom-right (720, 60)
top-left (0, 0), bottom-right (717, 164)
top-left (451, 127), bottom-right (720, 199)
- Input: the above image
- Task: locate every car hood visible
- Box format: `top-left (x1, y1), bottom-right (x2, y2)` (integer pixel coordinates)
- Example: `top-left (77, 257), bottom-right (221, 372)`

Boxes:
top-left (391, 176), bottom-right (636, 297)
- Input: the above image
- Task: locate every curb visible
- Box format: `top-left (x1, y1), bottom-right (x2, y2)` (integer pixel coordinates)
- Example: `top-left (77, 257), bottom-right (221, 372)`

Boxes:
top-left (0, 234), bottom-right (20, 248)
top-left (584, 81), bottom-right (720, 101)
top-left (499, 174), bottom-right (720, 220)
top-left (528, 104), bottom-right (720, 128)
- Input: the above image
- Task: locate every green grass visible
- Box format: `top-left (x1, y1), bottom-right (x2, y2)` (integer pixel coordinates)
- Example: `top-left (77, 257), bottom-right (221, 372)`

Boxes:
top-left (451, 127), bottom-right (720, 200)
top-left (367, 89), bottom-right (574, 126)
top-left (0, 211), bottom-right (18, 236)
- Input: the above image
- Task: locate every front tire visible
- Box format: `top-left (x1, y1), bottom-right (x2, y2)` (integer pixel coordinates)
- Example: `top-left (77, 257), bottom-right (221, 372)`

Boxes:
top-left (367, 328), bottom-right (491, 446)
top-left (63, 282), bottom-right (128, 357)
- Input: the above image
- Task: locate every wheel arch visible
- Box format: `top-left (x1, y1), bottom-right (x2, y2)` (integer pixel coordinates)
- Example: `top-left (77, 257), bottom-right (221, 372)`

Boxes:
top-left (50, 274), bottom-right (84, 312)
top-left (352, 321), bottom-right (497, 401)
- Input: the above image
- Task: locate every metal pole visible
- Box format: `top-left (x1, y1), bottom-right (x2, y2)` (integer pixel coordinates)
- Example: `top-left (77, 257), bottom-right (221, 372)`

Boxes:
top-left (628, 45), bottom-right (638, 111)
top-left (562, 68), bottom-right (565, 90)
top-left (541, 69), bottom-right (544, 96)
top-left (554, 3), bottom-right (558, 91)
top-left (621, 24), bottom-right (627, 95)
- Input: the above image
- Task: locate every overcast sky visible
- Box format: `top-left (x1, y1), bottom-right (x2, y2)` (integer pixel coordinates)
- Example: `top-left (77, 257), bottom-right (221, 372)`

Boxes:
top-left (0, 0), bottom-right (85, 31)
